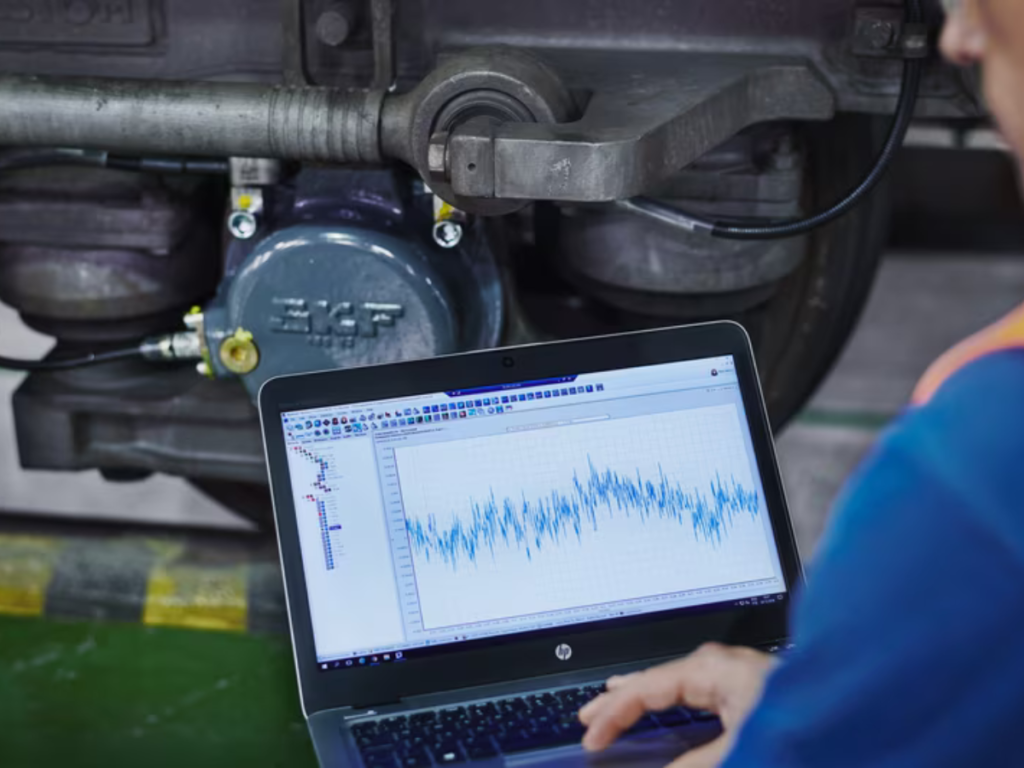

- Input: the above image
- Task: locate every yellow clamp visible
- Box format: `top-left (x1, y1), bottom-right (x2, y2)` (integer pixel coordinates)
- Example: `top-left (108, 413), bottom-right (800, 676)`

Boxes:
top-left (185, 307), bottom-right (215, 379)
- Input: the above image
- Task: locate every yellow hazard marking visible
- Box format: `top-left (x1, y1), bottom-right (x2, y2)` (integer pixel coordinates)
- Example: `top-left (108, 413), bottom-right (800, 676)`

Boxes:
top-left (143, 562), bottom-right (248, 633)
top-left (0, 535), bottom-right (62, 617)
top-left (435, 200), bottom-right (456, 223)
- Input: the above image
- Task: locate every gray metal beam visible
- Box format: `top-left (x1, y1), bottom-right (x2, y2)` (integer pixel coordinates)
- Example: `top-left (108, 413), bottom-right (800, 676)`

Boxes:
top-left (444, 61), bottom-right (835, 202)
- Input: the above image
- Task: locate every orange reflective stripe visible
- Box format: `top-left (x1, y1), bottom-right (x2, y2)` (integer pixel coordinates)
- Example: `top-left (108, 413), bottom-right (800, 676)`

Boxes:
top-left (912, 302), bottom-right (1024, 406)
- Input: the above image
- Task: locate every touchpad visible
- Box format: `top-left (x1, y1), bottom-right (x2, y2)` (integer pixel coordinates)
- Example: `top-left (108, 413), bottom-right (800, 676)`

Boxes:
top-left (506, 725), bottom-right (721, 768)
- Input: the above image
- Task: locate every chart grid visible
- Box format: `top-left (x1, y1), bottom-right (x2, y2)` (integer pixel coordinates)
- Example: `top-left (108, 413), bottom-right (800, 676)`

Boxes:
top-left (394, 404), bottom-right (776, 630)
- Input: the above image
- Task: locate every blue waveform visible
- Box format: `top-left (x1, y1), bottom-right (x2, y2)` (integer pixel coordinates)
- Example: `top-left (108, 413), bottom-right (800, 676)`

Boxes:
top-left (405, 457), bottom-right (759, 570)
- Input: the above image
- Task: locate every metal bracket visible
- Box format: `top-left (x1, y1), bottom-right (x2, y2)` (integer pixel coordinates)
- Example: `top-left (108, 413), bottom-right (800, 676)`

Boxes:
top-left (435, 60), bottom-right (835, 203)
top-left (282, 0), bottom-right (310, 86)
top-left (370, 0), bottom-right (397, 91)
top-left (285, 0), bottom-right (394, 90)
top-left (853, 7), bottom-right (930, 59)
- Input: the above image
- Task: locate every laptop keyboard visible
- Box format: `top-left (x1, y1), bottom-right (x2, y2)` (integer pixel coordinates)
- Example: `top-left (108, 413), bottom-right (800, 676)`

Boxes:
top-left (351, 684), bottom-right (721, 767)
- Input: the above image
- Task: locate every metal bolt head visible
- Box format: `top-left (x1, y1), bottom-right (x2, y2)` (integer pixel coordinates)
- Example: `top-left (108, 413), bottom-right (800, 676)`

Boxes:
top-left (432, 220), bottom-right (464, 249)
top-left (227, 210), bottom-right (258, 240)
top-left (862, 19), bottom-right (895, 50)
top-left (315, 6), bottom-right (354, 48)
top-left (219, 329), bottom-right (260, 375)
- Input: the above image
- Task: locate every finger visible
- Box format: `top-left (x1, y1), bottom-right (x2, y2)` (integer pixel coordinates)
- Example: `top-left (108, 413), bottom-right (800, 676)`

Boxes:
top-left (664, 737), bottom-right (730, 768)
top-left (578, 692), bottom-right (612, 724)
top-left (606, 672), bottom-right (640, 691)
top-left (582, 646), bottom-right (738, 752)
top-left (578, 674), bottom-right (642, 724)
top-left (582, 668), bottom-right (692, 751)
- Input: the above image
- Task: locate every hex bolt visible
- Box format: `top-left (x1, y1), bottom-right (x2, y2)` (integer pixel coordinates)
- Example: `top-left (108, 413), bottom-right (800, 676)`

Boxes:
top-left (315, 3), bottom-right (357, 48)
top-left (227, 210), bottom-right (258, 240)
top-left (432, 220), bottom-right (464, 249)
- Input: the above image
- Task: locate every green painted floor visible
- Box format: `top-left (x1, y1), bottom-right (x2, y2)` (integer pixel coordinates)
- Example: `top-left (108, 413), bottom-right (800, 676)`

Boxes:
top-left (0, 615), bottom-right (317, 768)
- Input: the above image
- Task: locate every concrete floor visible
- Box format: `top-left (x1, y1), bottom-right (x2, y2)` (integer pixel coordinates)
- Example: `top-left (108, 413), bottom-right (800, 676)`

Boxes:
top-left (777, 252), bottom-right (1024, 557)
top-left (3, 252), bottom-right (1024, 558)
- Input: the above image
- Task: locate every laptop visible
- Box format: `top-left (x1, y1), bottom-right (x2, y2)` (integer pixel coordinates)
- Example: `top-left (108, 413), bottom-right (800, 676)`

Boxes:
top-left (259, 322), bottom-right (802, 768)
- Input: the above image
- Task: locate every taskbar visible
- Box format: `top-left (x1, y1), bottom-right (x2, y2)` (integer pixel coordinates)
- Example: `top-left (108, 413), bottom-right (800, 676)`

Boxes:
top-left (315, 592), bottom-right (786, 673)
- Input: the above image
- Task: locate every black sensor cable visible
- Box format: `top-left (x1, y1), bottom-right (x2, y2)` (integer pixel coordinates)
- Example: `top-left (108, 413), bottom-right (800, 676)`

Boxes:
top-left (0, 330), bottom-right (205, 372)
top-left (622, 0), bottom-right (925, 241)
top-left (0, 148), bottom-right (229, 175)
top-left (0, 348), bottom-right (143, 372)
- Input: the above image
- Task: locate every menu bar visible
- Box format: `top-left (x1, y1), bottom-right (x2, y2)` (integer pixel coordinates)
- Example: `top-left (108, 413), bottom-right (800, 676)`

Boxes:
top-left (283, 380), bottom-right (608, 442)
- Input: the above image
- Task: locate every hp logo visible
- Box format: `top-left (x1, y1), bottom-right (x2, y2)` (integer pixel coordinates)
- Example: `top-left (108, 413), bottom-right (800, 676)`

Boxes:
top-left (555, 644), bottom-right (573, 661)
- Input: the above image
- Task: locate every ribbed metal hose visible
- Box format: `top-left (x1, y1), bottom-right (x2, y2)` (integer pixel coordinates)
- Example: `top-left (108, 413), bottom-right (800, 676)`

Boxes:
top-left (0, 75), bottom-right (385, 164)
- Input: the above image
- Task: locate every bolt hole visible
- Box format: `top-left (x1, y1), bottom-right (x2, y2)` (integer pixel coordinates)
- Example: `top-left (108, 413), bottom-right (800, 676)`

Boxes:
top-left (467, 163), bottom-right (477, 172)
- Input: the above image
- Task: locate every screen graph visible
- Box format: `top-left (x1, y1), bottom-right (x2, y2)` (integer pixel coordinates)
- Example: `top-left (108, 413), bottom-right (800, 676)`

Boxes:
top-left (405, 458), bottom-right (759, 568)
top-left (394, 404), bottom-right (777, 630)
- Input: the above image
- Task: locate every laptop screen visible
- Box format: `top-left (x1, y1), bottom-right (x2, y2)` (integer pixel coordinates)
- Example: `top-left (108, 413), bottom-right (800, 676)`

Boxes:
top-left (280, 355), bottom-right (787, 671)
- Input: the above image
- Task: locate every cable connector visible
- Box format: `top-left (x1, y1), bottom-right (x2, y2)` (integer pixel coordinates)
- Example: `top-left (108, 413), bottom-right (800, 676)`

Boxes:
top-left (139, 331), bottom-right (203, 362)
top-left (139, 307), bottom-right (215, 378)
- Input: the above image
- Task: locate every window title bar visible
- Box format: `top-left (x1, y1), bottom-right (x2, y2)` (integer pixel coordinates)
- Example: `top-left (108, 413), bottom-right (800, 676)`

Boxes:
top-left (445, 376), bottom-right (578, 398)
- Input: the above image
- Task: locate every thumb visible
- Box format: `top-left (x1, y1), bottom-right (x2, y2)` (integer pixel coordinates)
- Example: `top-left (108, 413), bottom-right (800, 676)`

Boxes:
top-left (664, 736), bottom-right (730, 768)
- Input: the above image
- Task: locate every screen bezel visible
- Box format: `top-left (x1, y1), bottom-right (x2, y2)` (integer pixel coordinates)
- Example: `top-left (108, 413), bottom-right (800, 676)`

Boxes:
top-left (259, 321), bottom-right (803, 714)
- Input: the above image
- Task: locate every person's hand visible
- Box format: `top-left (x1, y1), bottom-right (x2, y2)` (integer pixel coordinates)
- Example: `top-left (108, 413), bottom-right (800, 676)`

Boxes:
top-left (578, 643), bottom-right (776, 768)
